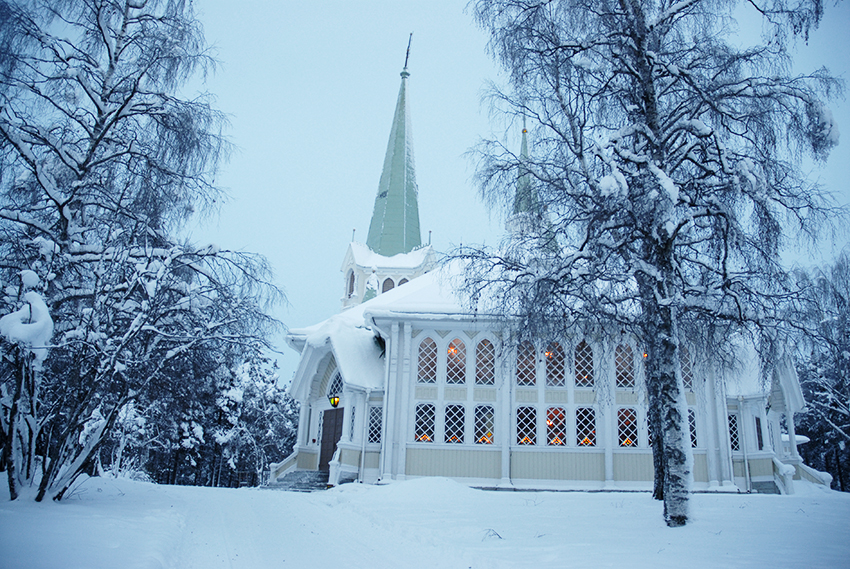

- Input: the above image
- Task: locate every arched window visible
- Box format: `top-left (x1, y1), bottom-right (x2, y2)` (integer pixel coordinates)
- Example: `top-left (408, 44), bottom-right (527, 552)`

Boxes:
top-left (574, 340), bottom-right (593, 387)
top-left (545, 341), bottom-right (565, 386)
top-left (516, 341), bottom-right (536, 386)
top-left (398, 278), bottom-right (409, 286)
top-left (382, 278), bottom-right (394, 293)
top-left (474, 405), bottom-right (495, 444)
top-left (576, 407), bottom-right (596, 446)
top-left (546, 407), bottom-right (566, 446)
top-left (346, 270), bottom-right (355, 297)
top-left (618, 408), bottom-right (638, 447)
top-left (475, 339), bottom-right (495, 385)
top-left (516, 406), bottom-right (537, 445)
top-left (615, 344), bottom-right (635, 388)
top-left (680, 345), bottom-right (694, 390)
top-left (328, 371), bottom-right (343, 398)
top-left (446, 338), bottom-right (466, 384)
top-left (444, 405), bottom-right (465, 444)
top-left (414, 403), bottom-right (435, 442)
top-left (417, 338), bottom-right (437, 383)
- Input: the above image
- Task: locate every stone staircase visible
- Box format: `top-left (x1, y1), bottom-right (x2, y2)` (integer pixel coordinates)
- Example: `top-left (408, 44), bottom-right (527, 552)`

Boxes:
top-left (266, 470), bottom-right (330, 492)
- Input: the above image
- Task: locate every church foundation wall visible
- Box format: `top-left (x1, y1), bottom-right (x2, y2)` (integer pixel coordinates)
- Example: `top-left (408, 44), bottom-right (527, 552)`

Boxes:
top-left (612, 452), bottom-right (654, 481)
top-left (510, 450), bottom-right (605, 480)
top-left (405, 447), bottom-right (501, 478)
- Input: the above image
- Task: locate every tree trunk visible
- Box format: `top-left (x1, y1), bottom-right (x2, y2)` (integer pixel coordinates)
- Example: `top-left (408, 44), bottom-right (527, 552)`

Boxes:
top-left (638, 242), bottom-right (693, 526)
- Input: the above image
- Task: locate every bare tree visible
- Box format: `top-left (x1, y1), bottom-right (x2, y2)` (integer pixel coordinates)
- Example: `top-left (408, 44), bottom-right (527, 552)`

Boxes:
top-left (0, 0), bottom-right (282, 501)
top-left (464, 0), bottom-right (842, 525)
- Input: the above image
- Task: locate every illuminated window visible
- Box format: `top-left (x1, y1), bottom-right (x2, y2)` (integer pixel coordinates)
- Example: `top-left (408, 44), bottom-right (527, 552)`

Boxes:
top-left (446, 338), bottom-right (467, 384)
top-left (615, 344), bottom-right (635, 388)
top-left (417, 338), bottom-right (437, 384)
top-left (546, 407), bottom-right (567, 446)
top-left (574, 340), bottom-right (593, 387)
top-left (367, 406), bottom-right (382, 444)
top-left (382, 278), bottom-right (394, 293)
top-left (545, 341), bottom-right (566, 387)
top-left (347, 270), bottom-right (355, 297)
top-left (680, 345), bottom-right (694, 391)
top-left (414, 403), bottom-right (435, 442)
top-left (688, 409), bottom-right (698, 448)
top-left (576, 407), bottom-right (596, 446)
top-left (475, 339), bottom-right (496, 385)
top-left (728, 414), bottom-right (740, 451)
top-left (516, 406), bottom-right (537, 445)
top-left (474, 405), bottom-right (495, 444)
top-left (516, 341), bottom-right (536, 386)
top-left (444, 404), bottom-right (465, 444)
top-left (618, 408), bottom-right (638, 447)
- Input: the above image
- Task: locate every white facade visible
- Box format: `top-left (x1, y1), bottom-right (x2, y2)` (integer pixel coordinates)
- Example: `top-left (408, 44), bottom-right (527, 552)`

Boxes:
top-left (273, 268), bottom-right (826, 494)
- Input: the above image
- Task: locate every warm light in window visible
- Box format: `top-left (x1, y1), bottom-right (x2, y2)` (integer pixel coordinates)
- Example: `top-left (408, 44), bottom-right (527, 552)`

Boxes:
top-left (580, 437), bottom-right (593, 446)
top-left (520, 436), bottom-right (533, 445)
top-left (643, 352), bottom-right (648, 358)
top-left (623, 437), bottom-right (633, 446)
top-left (545, 350), bottom-right (553, 359)
top-left (417, 434), bottom-right (432, 442)
top-left (478, 433), bottom-right (493, 444)
top-left (448, 346), bottom-right (459, 356)
top-left (551, 437), bottom-right (564, 445)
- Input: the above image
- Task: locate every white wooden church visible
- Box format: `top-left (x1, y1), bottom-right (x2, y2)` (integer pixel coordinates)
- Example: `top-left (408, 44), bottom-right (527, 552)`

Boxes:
top-left (271, 62), bottom-right (829, 494)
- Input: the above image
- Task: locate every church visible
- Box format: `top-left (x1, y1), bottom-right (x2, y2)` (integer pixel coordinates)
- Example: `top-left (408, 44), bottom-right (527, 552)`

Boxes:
top-left (270, 61), bottom-right (830, 494)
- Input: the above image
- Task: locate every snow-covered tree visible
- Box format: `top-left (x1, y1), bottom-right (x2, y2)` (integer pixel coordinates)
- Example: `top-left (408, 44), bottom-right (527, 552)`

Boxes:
top-left (0, 0), bottom-right (282, 501)
top-left (795, 249), bottom-right (850, 490)
top-left (463, 0), bottom-right (841, 525)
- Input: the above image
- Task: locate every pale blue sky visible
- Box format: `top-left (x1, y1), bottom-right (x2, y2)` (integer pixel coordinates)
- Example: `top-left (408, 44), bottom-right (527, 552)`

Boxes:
top-left (189, 1), bottom-right (850, 384)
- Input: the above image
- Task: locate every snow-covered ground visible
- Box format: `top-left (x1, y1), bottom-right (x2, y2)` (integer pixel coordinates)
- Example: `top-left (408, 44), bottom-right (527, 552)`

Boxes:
top-left (1, 476), bottom-right (848, 569)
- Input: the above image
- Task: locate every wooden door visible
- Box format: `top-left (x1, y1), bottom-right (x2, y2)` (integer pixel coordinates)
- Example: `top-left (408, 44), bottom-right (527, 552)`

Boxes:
top-left (319, 407), bottom-right (344, 472)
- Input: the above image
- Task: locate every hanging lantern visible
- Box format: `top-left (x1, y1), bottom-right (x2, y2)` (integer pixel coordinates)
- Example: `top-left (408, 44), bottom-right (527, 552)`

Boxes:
top-left (328, 394), bottom-right (340, 408)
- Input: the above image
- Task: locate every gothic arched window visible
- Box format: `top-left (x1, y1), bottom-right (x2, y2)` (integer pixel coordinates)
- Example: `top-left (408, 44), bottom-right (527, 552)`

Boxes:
top-left (615, 344), bottom-right (635, 388)
top-left (382, 278), bottom-right (395, 293)
top-left (446, 338), bottom-right (467, 384)
top-left (545, 341), bottom-right (565, 386)
top-left (475, 339), bottom-right (495, 385)
top-left (516, 341), bottom-right (536, 386)
top-left (574, 340), bottom-right (593, 387)
top-left (417, 338), bottom-right (437, 383)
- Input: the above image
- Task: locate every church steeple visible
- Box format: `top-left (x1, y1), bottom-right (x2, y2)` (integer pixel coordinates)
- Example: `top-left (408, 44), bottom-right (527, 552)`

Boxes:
top-left (513, 121), bottom-right (540, 216)
top-left (366, 38), bottom-right (422, 257)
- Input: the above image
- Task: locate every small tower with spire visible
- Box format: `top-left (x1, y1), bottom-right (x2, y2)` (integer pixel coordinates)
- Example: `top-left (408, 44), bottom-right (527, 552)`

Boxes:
top-left (506, 121), bottom-right (557, 250)
top-left (341, 36), bottom-right (435, 310)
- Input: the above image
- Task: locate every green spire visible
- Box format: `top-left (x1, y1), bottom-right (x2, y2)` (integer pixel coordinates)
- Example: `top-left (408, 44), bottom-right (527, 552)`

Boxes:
top-left (513, 121), bottom-right (540, 215)
top-left (366, 55), bottom-right (422, 256)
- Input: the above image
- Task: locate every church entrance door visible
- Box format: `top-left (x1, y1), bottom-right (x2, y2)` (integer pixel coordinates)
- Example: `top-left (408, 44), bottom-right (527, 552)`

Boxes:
top-left (319, 407), bottom-right (344, 472)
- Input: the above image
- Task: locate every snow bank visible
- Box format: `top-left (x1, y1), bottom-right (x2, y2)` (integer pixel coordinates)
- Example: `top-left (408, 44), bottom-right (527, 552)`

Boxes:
top-left (2, 476), bottom-right (849, 569)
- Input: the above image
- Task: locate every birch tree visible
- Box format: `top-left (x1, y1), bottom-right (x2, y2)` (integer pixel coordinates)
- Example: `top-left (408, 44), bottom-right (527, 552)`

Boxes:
top-left (0, 0), bottom-right (282, 501)
top-left (795, 249), bottom-right (850, 491)
top-left (464, 0), bottom-right (841, 525)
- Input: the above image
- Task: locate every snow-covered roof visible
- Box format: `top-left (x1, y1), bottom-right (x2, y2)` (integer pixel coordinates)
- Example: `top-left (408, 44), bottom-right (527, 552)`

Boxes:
top-left (344, 241), bottom-right (434, 272)
top-left (287, 262), bottom-right (482, 398)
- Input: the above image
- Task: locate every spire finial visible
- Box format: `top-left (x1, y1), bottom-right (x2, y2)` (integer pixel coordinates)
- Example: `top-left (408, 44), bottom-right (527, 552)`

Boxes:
top-left (404, 33), bottom-right (413, 69)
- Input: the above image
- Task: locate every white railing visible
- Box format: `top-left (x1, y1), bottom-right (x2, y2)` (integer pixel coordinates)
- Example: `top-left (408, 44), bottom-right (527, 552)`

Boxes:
top-left (268, 451), bottom-right (298, 483)
top-left (798, 462), bottom-right (833, 487)
top-left (772, 457), bottom-right (796, 495)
